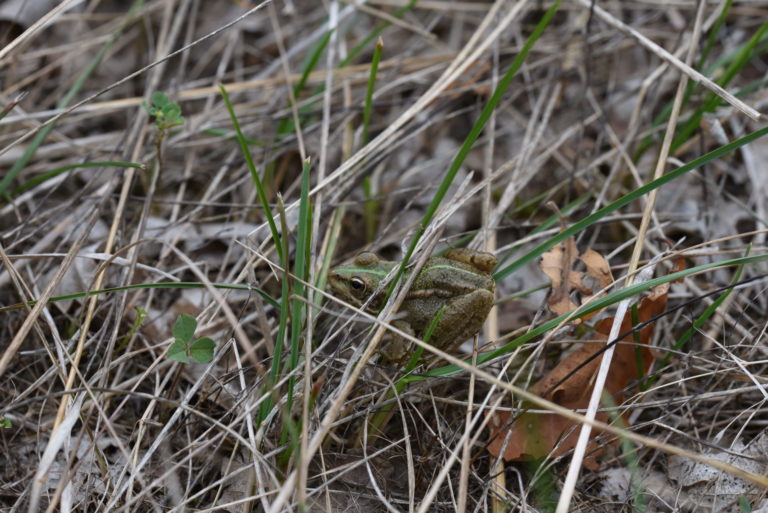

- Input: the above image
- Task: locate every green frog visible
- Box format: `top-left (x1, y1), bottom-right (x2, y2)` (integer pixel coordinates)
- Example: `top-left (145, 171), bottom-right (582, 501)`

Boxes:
top-left (328, 248), bottom-right (497, 363)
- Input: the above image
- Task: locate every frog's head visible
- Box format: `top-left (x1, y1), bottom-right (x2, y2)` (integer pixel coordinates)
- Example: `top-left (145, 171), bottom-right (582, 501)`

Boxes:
top-left (328, 252), bottom-right (389, 310)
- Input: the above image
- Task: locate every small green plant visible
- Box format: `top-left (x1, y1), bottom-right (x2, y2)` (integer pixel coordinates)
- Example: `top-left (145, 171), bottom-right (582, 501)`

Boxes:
top-left (143, 91), bottom-right (184, 188)
top-left (739, 496), bottom-right (752, 513)
top-left (0, 417), bottom-right (11, 429)
top-left (167, 314), bottom-right (215, 364)
top-left (144, 91), bottom-right (185, 131)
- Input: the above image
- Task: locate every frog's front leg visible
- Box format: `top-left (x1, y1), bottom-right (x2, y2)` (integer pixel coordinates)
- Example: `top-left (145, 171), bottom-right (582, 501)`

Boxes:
top-left (428, 289), bottom-right (495, 354)
top-left (379, 320), bottom-right (415, 363)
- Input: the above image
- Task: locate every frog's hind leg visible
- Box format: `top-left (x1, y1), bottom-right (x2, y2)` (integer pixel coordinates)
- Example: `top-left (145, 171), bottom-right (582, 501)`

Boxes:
top-left (444, 248), bottom-right (497, 273)
top-left (428, 289), bottom-right (495, 355)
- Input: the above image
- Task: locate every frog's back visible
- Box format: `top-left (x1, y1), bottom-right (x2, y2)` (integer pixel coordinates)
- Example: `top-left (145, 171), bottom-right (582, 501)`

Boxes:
top-left (414, 256), bottom-right (495, 293)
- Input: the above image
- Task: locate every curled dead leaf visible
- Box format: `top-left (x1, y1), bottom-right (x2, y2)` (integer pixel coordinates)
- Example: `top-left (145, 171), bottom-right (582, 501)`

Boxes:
top-left (582, 249), bottom-right (614, 289)
top-left (487, 266), bottom-right (678, 469)
top-left (540, 239), bottom-right (614, 321)
top-left (540, 238), bottom-right (579, 290)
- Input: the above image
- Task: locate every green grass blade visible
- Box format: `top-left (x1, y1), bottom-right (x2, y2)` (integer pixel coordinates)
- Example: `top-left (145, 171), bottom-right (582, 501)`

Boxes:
top-left (262, 195), bottom-right (293, 423)
top-left (362, 37), bottom-right (383, 147)
top-left (221, 83), bottom-right (292, 423)
top-left (699, 0), bottom-right (733, 70)
top-left (287, 159), bottom-right (313, 405)
top-left (11, 161), bottom-right (143, 195)
top-left (219, 85), bottom-right (284, 267)
top-left (278, 158), bottom-right (313, 465)
top-left (296, 31), bottom-right (333, 97)
top-left (362, 37), bottom-right (384, 241)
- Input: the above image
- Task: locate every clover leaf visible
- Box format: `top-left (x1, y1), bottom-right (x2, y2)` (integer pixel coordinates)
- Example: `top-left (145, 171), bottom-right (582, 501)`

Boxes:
top-left (167, 314), bottom-right (216, 364)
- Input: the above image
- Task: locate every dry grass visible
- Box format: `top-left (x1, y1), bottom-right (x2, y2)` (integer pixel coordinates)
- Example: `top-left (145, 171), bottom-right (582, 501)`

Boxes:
top-left (1, 0), bottom-right (768, 512)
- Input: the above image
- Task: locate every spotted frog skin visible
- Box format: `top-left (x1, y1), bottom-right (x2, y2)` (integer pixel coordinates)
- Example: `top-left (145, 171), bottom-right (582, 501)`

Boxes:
top-left (328, 248), bottom-right (496, 362)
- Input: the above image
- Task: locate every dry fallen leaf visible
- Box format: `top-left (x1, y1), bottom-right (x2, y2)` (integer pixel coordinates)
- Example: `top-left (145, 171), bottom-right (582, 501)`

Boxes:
top-left (487, 279), bottom-right (673, 469)
top-left (541, 238), bottom-right (583, 318)
top-left (581, 249), bottom-right (613, 288)
top-left (540, 238), bottom-right (580, 290)
top-left (581, 249), bottom-right (614, 301)
top-left (547, 294), bottom-right (582, 318)
top-left (540, 239), bottom-right (614, 320)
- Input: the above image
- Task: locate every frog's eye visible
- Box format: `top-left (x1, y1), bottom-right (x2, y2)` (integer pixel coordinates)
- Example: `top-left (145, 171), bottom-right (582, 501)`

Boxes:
top-left (350, 277), bottom-right (367, 293)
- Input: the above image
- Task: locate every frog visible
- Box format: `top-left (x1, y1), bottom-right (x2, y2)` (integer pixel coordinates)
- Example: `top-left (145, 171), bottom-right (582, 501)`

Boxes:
top-left (328, 248), bottom-right (497, 363)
